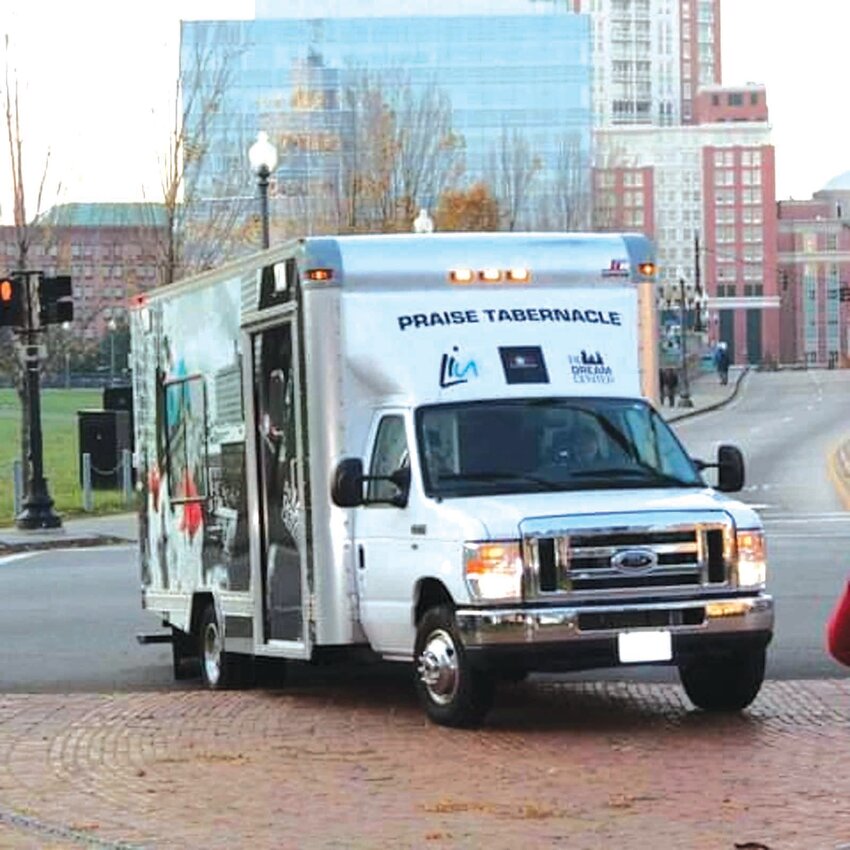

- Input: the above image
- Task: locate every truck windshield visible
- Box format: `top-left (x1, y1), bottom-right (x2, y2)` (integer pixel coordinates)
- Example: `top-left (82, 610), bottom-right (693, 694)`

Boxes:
top-left (416, 398), bottom-right (704, 498)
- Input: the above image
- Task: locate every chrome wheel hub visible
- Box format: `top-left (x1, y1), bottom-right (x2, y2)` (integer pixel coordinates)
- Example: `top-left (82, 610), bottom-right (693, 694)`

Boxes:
top-left (417, 628), bottom-right (459, 705)
top-left (203, 622), bottom-right (222, 686)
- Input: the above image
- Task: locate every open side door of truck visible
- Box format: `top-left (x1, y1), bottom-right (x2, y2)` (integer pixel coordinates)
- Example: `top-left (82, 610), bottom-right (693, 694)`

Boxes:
top-left (243, 306), bottom-right (312, 658)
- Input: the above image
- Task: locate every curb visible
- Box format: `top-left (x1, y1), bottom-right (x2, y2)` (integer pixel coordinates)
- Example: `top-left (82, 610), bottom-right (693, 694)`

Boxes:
top-left (666, 366), bottom-right (750, 424)
top-left (0, 534), bottom-right (134, 556)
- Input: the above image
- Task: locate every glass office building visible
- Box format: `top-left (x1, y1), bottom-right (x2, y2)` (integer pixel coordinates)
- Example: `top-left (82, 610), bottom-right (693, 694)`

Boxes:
top-left (181, 6), bottom-right (591, 237)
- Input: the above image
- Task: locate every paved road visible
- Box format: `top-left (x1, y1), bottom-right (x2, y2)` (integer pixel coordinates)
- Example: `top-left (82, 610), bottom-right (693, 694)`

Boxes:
top-left (0, 546), bottom-right (173, 693)
top-left (673, 369), bottom-right (850, 680)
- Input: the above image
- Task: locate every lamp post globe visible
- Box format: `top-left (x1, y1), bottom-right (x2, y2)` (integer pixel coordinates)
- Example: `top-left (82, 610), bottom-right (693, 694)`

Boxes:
top-left (249, 131), bottom-right (278, 249)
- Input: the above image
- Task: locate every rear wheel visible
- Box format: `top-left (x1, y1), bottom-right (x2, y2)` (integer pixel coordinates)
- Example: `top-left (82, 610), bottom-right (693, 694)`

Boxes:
top-left (678, 647), bottom-right (766, 712)
top-left (414, 606), bottom-right (495, 728)
top-left (198, 603), bottom-right (253, 690)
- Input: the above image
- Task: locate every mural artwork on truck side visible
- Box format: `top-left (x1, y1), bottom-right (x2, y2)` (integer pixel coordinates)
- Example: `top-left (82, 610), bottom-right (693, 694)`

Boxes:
top-left (135, 275), bottom-right (253, 595)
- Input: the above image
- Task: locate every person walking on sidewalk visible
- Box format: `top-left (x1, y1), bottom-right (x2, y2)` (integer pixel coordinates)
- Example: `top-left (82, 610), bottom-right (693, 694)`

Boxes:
top-left (713, 342), bottom-right (730, 386)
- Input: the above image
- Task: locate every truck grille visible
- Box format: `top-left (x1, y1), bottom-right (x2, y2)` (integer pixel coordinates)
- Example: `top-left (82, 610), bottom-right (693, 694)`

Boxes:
top-left (521, 514), bottom-right (731, 600)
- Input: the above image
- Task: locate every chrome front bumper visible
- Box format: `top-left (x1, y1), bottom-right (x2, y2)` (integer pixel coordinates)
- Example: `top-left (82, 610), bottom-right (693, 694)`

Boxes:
top-left (455, 595), bottom-right (774, 649)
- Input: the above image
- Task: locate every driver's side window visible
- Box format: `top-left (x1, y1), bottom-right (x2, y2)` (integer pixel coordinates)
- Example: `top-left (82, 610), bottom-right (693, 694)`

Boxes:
top-left (368, 415), bottom-right (409, 503)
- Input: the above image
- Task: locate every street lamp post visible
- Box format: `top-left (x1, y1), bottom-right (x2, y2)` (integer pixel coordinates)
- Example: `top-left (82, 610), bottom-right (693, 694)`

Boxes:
top-left (17, 271), bottom-right (61, 529)
top-left (108, 317), bottom-right (117, 387)
top-left (248, 131), bottom-right (278, 250)
top-left (62, 321), bottom-right (71, 389)
top-left (677, 276), bottom-right (694, 408)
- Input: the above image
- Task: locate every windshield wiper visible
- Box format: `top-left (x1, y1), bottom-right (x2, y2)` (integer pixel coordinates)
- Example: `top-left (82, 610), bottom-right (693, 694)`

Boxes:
top-left (438, 471), bottom-right (562, 491)
top-left (568, 467), bottom-right (700, 487)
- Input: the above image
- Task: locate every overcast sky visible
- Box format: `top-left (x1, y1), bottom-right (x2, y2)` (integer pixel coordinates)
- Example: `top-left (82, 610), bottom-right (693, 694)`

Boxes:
top-left (0, 0), bottom-right (847, 221)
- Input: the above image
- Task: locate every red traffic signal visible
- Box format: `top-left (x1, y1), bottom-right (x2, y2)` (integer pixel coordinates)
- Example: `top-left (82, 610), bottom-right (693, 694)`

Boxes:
top-left (0, 275), bottom-right (25, 327)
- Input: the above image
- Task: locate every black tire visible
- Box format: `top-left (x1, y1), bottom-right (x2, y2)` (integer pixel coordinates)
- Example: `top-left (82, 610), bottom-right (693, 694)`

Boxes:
top-left (171, 626), bottom-right (199, 681)
top-left (198, 603), bottom-right (253, 690)
top-left (678, 647), bottom-right (766, 712)
top-left (413, 605), bottom-right (495, 728)
top-left (500, 668), bottom-right (530, 685)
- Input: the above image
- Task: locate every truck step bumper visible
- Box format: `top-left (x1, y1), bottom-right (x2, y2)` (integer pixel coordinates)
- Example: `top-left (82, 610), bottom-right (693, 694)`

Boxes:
top-left (456, 595), bottom-right (773, 653)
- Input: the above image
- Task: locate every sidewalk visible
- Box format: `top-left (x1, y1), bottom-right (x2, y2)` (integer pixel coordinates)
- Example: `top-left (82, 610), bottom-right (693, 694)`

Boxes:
top-left (660, 364), bottom-right (748, 423)
top-left (0, 511), bottom-right (137, 554)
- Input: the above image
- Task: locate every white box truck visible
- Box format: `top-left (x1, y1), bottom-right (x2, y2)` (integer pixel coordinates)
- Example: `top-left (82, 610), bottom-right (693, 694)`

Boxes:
top-left (131, 232), bottom-right (772, 727)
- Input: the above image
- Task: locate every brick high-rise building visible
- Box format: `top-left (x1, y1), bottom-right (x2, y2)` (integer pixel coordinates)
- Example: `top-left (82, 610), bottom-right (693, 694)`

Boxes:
top-left (595, 84), bottom-right (778, 364)
top-left (778, 176), bottom-right (850, 367)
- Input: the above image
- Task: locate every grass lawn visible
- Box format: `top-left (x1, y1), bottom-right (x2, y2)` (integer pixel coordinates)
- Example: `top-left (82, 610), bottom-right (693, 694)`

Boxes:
top-left (0, 388), bottom-right (131, 524)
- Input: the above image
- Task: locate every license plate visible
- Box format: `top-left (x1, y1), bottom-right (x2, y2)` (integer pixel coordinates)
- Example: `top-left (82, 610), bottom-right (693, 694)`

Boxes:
top-left (617, 630), bottom-right (672, 663)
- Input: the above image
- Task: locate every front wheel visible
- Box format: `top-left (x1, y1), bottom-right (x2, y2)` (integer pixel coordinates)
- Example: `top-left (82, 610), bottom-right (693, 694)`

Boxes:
top-left (678, 647), bottom-right (766, 712)
top-left (414, 606), bottom-right (495, 728)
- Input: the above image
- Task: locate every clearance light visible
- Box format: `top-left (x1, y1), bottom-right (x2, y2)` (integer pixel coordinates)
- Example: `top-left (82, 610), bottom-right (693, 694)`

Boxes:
top-left (0, 279), bottom-right (12, 301)
top-left (464, 541), bottom-right (523, 602)
top-left (706, 600), bottom-right (750, 619)
top-left (449, 268), bottom-right (475, 284)
top-left (736, 529), bottom-right (766, 588)
top-left (507, 267), bottom-right (531, 283)
top-left (306, 268), bottom-right (333, 281)
top-left (479, 268), bottom-right (502, 283)
top-left (638, 262), bottom-right (657, 278)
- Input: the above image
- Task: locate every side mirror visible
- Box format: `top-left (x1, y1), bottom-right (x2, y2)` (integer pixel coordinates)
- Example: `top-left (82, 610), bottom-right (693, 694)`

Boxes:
top-left (716, 444), bottom-right (745, 493)
top-left (388, 465), bottom-right (411, 508)
top-left (331, 458), bottom-right (364, 508)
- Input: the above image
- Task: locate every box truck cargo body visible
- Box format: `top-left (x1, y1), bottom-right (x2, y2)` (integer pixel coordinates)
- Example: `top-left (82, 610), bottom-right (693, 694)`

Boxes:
top-left (131, 233), bottom-right (772, 727)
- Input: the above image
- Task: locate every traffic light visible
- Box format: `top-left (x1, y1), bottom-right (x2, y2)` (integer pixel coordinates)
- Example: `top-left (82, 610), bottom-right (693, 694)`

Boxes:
top-left (38, 274), bottom-right (73, 326)
top-left (0, 274), bottom-right (25, 327)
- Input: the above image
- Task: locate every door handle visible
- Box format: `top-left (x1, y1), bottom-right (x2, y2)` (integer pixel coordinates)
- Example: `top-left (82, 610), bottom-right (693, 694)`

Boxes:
top-left (357, 545), bottom-right (365, 570)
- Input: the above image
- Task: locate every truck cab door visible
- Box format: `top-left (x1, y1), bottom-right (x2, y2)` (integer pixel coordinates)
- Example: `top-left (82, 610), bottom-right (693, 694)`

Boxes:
top-left (353, 412), bottom-right (419, 656)
top-left (244, 311), bottom-right (311, 657)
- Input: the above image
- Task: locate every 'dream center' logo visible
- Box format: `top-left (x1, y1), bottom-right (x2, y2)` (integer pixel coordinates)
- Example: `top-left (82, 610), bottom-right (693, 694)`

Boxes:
top-left (440, 346), bottom-right (478, 388)
top-left (569, 350), bottom-right (614, 384)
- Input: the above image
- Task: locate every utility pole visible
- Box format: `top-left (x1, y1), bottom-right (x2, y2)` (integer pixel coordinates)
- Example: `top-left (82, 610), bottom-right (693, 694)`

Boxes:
top-left (16, 270), bottom-right (61, 529)
top-left (677, 274), bottom-right (693, 408)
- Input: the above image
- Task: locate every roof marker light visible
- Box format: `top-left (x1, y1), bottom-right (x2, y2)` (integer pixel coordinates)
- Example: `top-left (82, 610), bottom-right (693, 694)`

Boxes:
top-left (449, 268), bottom-right (475, 284)
top-left (479, 268), bottom-right (502, 283)
top-left (506, 267), bottom-right (531, 283)
top-left (306, 268), bottom-right (333, 281)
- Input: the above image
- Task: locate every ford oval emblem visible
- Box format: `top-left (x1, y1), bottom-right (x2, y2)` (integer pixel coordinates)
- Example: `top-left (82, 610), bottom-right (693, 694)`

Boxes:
top-left (611, 548), bottom-right (658, 573)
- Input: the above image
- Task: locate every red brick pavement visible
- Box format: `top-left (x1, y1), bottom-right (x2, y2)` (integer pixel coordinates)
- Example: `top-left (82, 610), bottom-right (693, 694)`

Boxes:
top-left (1, 673), bottom-right (850, 849)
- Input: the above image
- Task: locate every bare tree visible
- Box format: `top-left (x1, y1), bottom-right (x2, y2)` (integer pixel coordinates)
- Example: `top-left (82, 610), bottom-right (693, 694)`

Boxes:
top-left (388, 76), bottom-right (465, 229)
top-left (329, 70), bottom-right (464, 234)
top-left (489, 127), bottom-right (541, 232)
top-left (149, 23), bottom-right (251, 286)
top-left (2, 34), bottom-right (60, 482)
top-left (551, 133), bottom-right (592, 231)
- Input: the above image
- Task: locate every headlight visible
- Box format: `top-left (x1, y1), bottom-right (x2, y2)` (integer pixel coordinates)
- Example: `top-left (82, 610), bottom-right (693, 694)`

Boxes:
top-left (464, 541), bottom-right (523, 602)
top-left (736, 529), bottom-right (766, 588)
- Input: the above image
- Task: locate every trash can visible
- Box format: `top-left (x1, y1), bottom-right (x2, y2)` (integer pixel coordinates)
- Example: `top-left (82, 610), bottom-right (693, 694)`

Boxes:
top-left (78, 409), bottom-right (131, 489)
